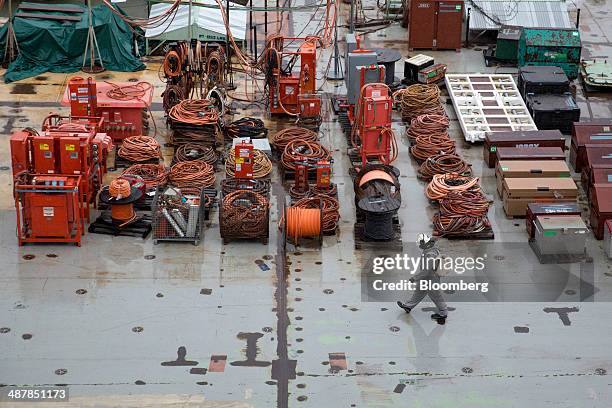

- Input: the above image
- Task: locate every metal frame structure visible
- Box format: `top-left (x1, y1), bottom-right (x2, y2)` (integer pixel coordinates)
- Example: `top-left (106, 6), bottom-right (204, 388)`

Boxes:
top-left (445, 73), bottom-right (537, 143)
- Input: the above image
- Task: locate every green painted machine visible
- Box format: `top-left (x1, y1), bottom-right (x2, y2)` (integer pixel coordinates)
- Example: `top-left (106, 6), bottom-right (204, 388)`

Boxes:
top-left (517, 28), bottom-right (582, 80)
top-left (494, 26), bottom-right (522, 62)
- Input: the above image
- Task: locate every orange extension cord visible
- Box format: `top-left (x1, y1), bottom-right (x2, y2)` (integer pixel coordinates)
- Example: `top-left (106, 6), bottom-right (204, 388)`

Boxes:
top-left (168, 99), bottom-right (219, 126)
top-left (122, 164), bottom-right (168, 190)
top-left (117, 136), bottom-right (162, 162)
top-left (169, 161), bottom-right (216, 189)
top-left (281, 140), bottom-right (331, 170)
top-left (270, 127), bottom-right (318, 151)
top-left (285, 207), bottom-right (322, 243)
top-left (426, 173), bottom-right (480, 201)
top-left (407, 114), bottom-right (449, 145)
top-left (109, 178), bottom-right (136, 227)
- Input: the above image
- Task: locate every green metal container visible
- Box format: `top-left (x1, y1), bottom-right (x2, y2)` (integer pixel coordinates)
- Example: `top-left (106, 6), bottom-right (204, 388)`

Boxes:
top-left (518, 28), bottom-right (582, 80)
top-left (495, 26), bottom-right (522, 61)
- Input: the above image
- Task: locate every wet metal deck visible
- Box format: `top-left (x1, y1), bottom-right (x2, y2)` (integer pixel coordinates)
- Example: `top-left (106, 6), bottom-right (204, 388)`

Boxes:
top-left (1, 0), bottom-right (612, 406)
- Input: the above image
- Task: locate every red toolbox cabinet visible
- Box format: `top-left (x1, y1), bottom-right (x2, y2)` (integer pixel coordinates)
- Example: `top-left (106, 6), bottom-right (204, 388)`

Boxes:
top-left (408, 0), bottom-right (464, 51)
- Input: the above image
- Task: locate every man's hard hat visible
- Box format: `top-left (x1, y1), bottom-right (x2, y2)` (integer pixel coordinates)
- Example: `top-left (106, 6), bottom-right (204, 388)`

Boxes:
top-left (417, 233), bottom-right (435, 249)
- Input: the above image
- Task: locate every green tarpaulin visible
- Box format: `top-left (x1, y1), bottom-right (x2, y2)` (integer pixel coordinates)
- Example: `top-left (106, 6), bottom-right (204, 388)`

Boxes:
top-left (0, 3), bottom-right (145, 83)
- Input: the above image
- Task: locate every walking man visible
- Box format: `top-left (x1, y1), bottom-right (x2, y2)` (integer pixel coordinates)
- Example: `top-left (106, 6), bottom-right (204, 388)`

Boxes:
top-left (397, 233), bottom-right (448, 323)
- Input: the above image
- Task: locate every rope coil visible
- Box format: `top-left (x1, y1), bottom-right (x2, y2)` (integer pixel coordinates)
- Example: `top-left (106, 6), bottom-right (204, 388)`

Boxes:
top-left (225, 149), bottom-right (272, 179)
top-left (169, 161), bottom-right (216, 189)
top-left (118, 136), bottom-right (162, 162)
top-left (108, 178), bottom-right (136, 226)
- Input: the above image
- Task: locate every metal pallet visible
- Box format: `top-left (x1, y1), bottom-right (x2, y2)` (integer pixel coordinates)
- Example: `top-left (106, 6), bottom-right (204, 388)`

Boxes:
top-left (445, 73), bottom-right (537, 143)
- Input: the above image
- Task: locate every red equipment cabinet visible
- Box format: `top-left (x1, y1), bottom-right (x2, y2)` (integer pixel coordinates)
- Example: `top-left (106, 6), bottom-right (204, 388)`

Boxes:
top-left (234, 140), bottom-right (254, 179)
top-left (13, 175), bottom-right (83, 246)
top-left (353, 83), bottom-right (396, 166)
top-left (33, 135), bottom-right (55, 174)
top-left (408, 0), bottom-right (464, 51)
top-left (61, 77), bottom-right (153, 141)
top-left (269, 38), bottom-right (318, 115)
top-left (298, 94), bottom-right (321, 118)
top-left (316, 160), bottom-right (331, 189)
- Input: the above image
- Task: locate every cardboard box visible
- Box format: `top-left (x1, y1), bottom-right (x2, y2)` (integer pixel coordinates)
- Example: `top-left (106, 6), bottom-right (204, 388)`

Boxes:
top-left (502, 178), bottom-right (578, 217)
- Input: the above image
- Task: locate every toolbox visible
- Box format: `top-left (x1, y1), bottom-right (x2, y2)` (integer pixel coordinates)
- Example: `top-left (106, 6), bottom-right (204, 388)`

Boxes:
top-left (418, 63), bottom-right (447, 84)
top-left (581, 145), bottom-right (612, 199)
top-left (590, 184), bottom-right (612, 240)
top-left (534, 215), bottom-right (588, 256)
top-left (496, 147), bottom-right (566, 163)
top-left (526, 202), bottom-right (581, 239)
top-left (502, 177), bottom-right (578, 217)
top-left (570, 120), bottom-right (612, 172)
top-left (518, 66), bottom-right (570, 98)
top-left (526, 93), bottom-right (580, 134)
top-left (403, 54), bottom-right (434, 84)
top-left (484, 130), bottom-right (566, 168)
top-left (496, 160), bottom-right (571, 198)
top-left (605, 220), bottom-right (612, 258)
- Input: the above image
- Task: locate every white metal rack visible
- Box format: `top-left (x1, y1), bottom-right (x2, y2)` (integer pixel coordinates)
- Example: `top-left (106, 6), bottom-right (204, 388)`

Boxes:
top-left (445, 74), bottom-right (538, 143)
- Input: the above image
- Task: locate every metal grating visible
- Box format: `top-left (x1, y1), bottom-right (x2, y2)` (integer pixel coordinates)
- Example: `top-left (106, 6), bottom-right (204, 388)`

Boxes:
top-left (445, 73), bottom-right (538, 143)
top-left (467, 0), bottom-right (573, 31)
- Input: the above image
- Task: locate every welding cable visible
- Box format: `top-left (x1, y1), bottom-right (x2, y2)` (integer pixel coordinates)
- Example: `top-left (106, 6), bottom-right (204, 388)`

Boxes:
top-left (162, 84), bottom-right (185, 112)
top-left (173, 143), bottom-right (218, 166)
top-left (425, 173), bottom-right (480, 201)
top-left (117, 136), bottom-right (162, 162)
top-left (432, 214), bottom-right (489, 237)
top-left (108, 178), bottom-right (137, 227)
top-left (169, 161), bottom-right (216, 189)
top-left (221, 190), bottom-right (269, 239)
top-left (221, 178), bottom-right (270, 196)
top-left (225, 149), bottom-right (272, 179)
top-left (106, 81), bottom-right (153, 101)
top-left (122, 164), bottom-right (168, 190)
top-left (281, 140), bottom-right (331, 170)
top-left (417, 153), bottom-right (472, 181)
top-left (311, 183), bottom-right (338, 197)
top-left (225, 117), bottom-right (268, 140)
top-left (406, 114), bottom-right (449, 145)
top-left (394, 84), bottom-right (444, 122)
top-left (283, 206), bottom-right (322, 243)
top-left (439, 190), bottom-right (491, 218)
top-left (170, 129), bottom-right (218, 146)
top-left (57, 123), bottom-right (89, 133)
top-left (168, 99), bottom-right (220, 126)
top-left (293, 195), bottom-right (339, 234)
top-left (410, 134), bottom-right (456, 162)
top-left (270, 127), bottom-right (318, 151)
top-left (163, 50), bottom-right (182, 77)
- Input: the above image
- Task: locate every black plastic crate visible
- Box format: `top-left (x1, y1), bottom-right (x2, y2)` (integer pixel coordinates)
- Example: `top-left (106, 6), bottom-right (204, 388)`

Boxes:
top-left (518, 66), bottom-right (570, 98)
top-left (526, 93), bottom-right (580, 134)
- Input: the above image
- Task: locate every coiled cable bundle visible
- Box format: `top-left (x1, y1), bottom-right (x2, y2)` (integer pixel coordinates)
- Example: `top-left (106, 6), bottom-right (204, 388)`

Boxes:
top-left (432, 214), bottom-right (490, 237)
top-left (118, 136), bottom-right (162, 162)
top-left (406, 114), bottom-right (449, 145)
top-left (173, 143), bottom-right (217, 166)
top-left (220, 190), bottom-right (269, 241)
top-left (108, 178), bottom-right (137, 226)
top-left (418, 153), bottom-right (471, 181)
top-left (283, 206), bottom-right (322, 244)
top-left (281, 140), bottom-right (331, 170)
top-left (439, 190), bottom-right (490, 218)
top-left (169, 161), bottom-right (216, 189)
top-left (270, 127), bottom-right (318, 152)
top-left (293, 195), bottom-right (339, 234)
top-left (168, 99), bottom-right (219, 126)
top-left (122, 164), bottom-right (168, 189)
top-left (225, 149), bottom-right (272, 179)
top-left (395, 84), bottom-right (444, 122)
top-left (225, 117), bottom-right (268, 141)
top-left (162, 84), bottom-right (185, 112)
top-left (410, 134), bottom-right (456, 162)
top-left (221, 178), bottom-right (270, 195)
top-left (425, 173), bottom-right (480, 201)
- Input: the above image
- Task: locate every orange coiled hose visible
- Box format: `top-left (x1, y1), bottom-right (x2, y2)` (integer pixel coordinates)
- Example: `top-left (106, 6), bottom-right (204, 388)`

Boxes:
top-left (163, 50), bottom-right (182, 77)
top-left (220, 190), bottom-right (269, 239)
top-left (410, 134), bottom-right (456, 162)
top-left (109, 178), bottom-right (136, 226)
top-left (432, 214), bottom-right (489, 236)
top-left (169, 161), bottom-right (215, 189)
top-left (417, 153), bottom-right (472, 181)
top-left (426, 173), bottom-right (480, 201)
top-left (118, 136), bottom-right (162, 162)
top-left (285, 207), bottom-right (322, 243)
top-left (106, 82), bottom-right (153, 101)
top-left (122, 164), bottom-right (168, 189)
top-left (439, 190), bottom-right (490, 217)
top-left (407, 114), bottom-right (449, 144)
top-left (293, 195), bottom-right (339, 234)
top-left (168, 99), bottom-right (219, 126)
top-left (270, 127), bottom-right (318, 151)
top-left (394, 84), bottom-right (444, 122)
top-left (281, 140), bottom-right (331, 170)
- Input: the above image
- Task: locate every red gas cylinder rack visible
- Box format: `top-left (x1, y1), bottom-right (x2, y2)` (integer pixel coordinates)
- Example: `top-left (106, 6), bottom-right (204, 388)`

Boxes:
top-left (352, 82), bottom-right (397, 166)
top-left (61, 77), bottom-right (154, 141)
top-left (13, 174), bottom-right (84, 246)
top-left (234, 140), bottom-right (254, 179)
